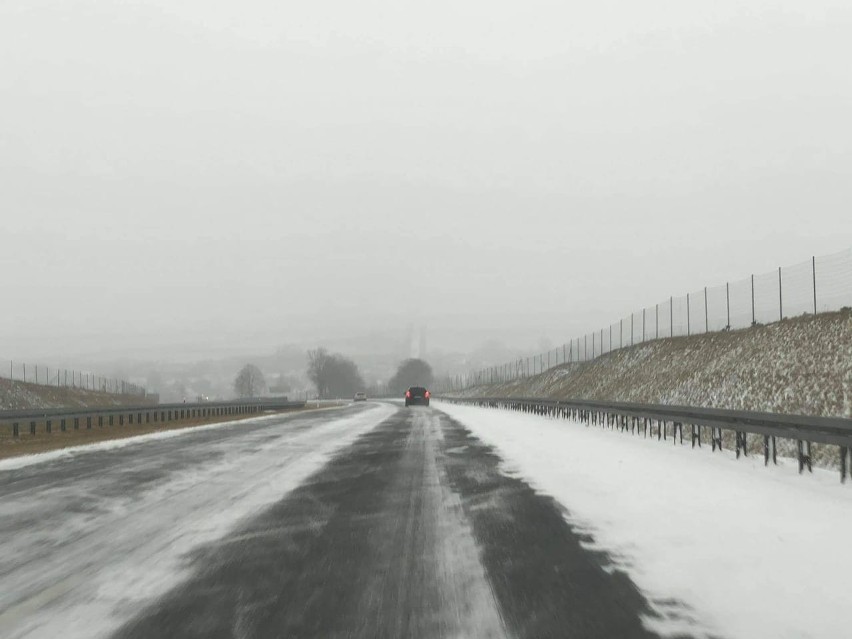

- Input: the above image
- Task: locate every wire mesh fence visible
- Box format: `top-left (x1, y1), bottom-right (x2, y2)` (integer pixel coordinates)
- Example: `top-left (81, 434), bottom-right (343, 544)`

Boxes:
top-left (1, 361), bottom-right (146, 396)
top-left (445, 248), bottom-right (852, 392)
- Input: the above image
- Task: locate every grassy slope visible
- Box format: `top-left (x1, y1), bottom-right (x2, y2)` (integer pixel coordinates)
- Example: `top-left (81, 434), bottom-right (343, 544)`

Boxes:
top-left (0, 378), bottom-right (156, 411)
top-left (456, 310), bottom-right (852, 419)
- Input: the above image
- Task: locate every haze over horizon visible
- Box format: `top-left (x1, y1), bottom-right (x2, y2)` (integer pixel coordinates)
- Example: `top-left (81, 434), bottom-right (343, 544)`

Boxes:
top-left (2, 0), bottom-right (851, 364)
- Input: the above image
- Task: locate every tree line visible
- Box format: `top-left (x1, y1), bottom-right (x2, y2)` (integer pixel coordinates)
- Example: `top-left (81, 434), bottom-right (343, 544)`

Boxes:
top-left (234, 352), bottom-right (434, 400)
top-left (307, 348), bottom-right (365, 399)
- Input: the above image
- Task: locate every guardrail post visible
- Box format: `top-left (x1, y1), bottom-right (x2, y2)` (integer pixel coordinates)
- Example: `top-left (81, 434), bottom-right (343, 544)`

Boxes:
top-left (13, 422), bottom-right (19, 437)
top-left (841, 447), bottom-right (850, 483)
top-left (764, 436), bottom-right (777, 465)
top-left (691, 424), bottom-right (700, 448)
top-left (30, 421), bottom-right (36, 435)
top-left (46, 420), bottom-right (51, 434)
top-left (711, 428), bottom-right (722, 451)
top-left (797, 441), bottom-right (812, 474)
top-left (736, 432), bottom-right (748, 457)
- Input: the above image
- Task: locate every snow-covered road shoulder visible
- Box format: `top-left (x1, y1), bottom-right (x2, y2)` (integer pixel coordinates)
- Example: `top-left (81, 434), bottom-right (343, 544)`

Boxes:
top-left (438, 402), bottom-right (852, 639)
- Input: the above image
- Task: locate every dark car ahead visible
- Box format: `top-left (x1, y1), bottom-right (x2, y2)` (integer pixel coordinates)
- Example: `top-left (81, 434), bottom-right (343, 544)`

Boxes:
top-left (404, 386), bottom-right (430, 407)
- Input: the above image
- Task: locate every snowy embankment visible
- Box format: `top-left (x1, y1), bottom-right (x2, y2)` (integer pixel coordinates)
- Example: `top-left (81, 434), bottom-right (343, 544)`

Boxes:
top-left (456, 310), bottom-right (852, 419)
top-left (0, 376), bottom-right (153, 411)
top-left (440, 402), bottom-right (852, 639)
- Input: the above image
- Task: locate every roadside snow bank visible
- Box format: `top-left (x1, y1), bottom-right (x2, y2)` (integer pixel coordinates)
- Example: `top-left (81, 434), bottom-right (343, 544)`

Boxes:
top-left (439, 402), bottom-right (852, 639)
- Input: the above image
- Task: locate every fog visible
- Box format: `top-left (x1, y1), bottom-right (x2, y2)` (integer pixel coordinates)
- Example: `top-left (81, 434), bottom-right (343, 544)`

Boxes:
top-left (2, 1), bottom-right (851, 376)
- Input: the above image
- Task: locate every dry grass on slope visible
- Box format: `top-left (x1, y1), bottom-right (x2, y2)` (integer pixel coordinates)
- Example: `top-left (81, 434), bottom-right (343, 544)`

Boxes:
top-left (0, 378), bottom-right (156, 411)
top-left (460, 310), bottom-right (852, 419)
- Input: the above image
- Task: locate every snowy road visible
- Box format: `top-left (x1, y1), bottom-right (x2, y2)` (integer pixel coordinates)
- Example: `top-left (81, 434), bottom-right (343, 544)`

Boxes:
top-left (0, 402), bottom-right (663, 639)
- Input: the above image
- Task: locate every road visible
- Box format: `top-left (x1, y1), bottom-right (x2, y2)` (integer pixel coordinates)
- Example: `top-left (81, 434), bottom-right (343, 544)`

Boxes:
top-left (0, 402), bottom-right (666, 639)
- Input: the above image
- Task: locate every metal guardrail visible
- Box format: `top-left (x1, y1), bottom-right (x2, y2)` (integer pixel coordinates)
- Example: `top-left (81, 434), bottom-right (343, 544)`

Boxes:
top-left (440, 396), bottom-right (852, 482)
top-left (0, 398), bottom-right (306, 440)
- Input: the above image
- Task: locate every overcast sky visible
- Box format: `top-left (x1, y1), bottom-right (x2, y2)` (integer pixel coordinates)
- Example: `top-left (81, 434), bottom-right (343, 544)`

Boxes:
top-left (2, 0), bottom-right (851, 362)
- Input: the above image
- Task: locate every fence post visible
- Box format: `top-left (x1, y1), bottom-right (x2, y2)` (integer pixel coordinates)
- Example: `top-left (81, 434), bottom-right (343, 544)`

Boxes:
top-left (726, 282), bottom-right (731, 329)
top-left (687, 293), bottom-right (691, 336)
top-left (778, 266), bottom-right (783, 321)
top-left (751, 274), bottom-right (756, 325)
top-left (812, 256), bottom-right (817, 314)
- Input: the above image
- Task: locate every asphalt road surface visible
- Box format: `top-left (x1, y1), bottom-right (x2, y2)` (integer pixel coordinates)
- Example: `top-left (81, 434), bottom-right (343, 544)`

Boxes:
top-left (1, 402), bottom-right (670, 639)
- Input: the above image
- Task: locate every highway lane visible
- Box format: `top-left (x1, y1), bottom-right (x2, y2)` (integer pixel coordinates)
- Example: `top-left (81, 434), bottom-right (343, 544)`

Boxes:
top-left (0, 402), bottom-right (396, 639)
top-left (1, 402), bottom-right (669, 638)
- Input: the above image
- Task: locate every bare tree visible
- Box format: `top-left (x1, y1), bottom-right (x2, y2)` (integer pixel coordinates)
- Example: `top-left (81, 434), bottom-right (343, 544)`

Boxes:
top-left (307, 348), bottom-right (332, 398)
top-left (307, 347), bottom-right (365, 399)
top-left (388, 358), bottom-right (433, 396)
top-left (234, 364), bottom-right (266, 398)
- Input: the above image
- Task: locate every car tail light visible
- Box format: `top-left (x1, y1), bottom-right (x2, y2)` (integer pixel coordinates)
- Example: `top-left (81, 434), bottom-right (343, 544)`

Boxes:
top-left (405, 390), bottom-right (411, 398)
top-left (424, 391), bottom-right (430, 398)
